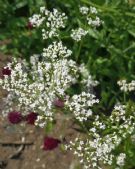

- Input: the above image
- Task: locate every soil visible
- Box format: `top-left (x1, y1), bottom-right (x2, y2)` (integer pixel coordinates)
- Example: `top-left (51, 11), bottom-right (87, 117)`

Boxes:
top-left (0, 118), bottom-right (78, 169)
top-left (0, 53), bottom-right (80, 169)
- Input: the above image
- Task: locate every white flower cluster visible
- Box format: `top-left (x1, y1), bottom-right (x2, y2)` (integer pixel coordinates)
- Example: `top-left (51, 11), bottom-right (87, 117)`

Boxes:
top-left (111, 104), bottom-right (126, 122)
top-left (79, 63), bottom-right (89, 77)
top-left (29, 7), bottom-right (67, 39)
top-left (80, 6), bottom-right (103, 27)
top-left (80, 6), bottom-right (98, 15)
top-left (82, 75), bottom-right (99, 91)
top-left (29, 14), bottom-right (45, 27)
top-left (79, 6), bottom-right (89, 15)
top-left (30, 54), bottom-right (40, 67)
top-left (67, 103), bottom-right (135, 169)
top-left (117, 79), bottom-right (135, 92)
top-left (1, 92), bottom-right (18, 117)
top-left (116, 153), bottom-right (126, 167)
top-left (42, 41), bottom-right (72, 61)
top-left (111, 105), bottom-right (135, 137)
top-left (0, 42), bottom-right (78, 127)
top-left (66, 92), bottom-right (99, 121)
top-left (79, 63), bottom-right (99, 92)
top-left (71, 6), bottom-right (103, 42)
top-left (67, 135), bottom-right (116, 169)
top-left (87, 16), bottom-right (102, 27)
top-left (70, 28), bottom-right (88, 42)
top-left (67, 132), bottom-right (125, 169)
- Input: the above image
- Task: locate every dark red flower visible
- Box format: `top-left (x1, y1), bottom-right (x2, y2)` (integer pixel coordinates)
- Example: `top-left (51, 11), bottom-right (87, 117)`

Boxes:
top-left (2, 67), bottom-right (11, 76)
top-left (25, 112), bottom-right (38, 125)
top-left (53, 99), bottom-right (64, 108)
top-left (43, 137), bottom-right (61, 151)
top-left (27, 22), bottom-right (33, 29)
top-left (8, 111), bottom-right (22, 124)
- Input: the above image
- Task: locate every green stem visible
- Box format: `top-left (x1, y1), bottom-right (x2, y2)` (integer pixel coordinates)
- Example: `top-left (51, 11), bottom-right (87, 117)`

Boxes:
top-left (124, 92), bottom-right (126, 103)
top-left (76, 40), bottom-right (83, 62)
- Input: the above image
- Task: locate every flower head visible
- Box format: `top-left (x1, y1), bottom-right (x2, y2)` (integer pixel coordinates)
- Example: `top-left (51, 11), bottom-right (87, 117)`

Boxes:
top-left (43, 137), bottom-right (61, 150)
top-left (25, 112), bottom-right (38, 125)
top-left (27, 22), bottom-right (33, 29)
top-left (2, 67), bottom-right (11, 76)
top-left (71, 28), bottom-right (88, 42)
top-left (8, 111), bottom-right (22, 124)
top-left (53, 98), bottom-right (64, 108)
top-left (116, 153), bottom-right (126, 167)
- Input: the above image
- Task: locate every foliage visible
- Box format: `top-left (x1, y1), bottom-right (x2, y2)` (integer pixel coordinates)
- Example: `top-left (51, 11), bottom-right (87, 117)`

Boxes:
top-left (0, 0), bottom-right (45, 57)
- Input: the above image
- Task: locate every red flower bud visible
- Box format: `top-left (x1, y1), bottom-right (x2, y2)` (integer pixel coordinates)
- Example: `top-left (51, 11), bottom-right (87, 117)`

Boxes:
top-left (8, 111), bottom-right (22, 124)
top-left (27, 22), bottom-right (33, 29)
top-left (25, 112), bottom-right (38, 125)
top-left (53, 99), bottom-right (64, 108)
top-left (2, 67), bottom-right (11, 76)
top-left (43, 137), bottom-right (61, 151)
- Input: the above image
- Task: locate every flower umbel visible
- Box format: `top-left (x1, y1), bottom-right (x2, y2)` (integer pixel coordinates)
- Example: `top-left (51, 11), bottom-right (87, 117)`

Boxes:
top-left (29, 7), bottom-right (67, 39)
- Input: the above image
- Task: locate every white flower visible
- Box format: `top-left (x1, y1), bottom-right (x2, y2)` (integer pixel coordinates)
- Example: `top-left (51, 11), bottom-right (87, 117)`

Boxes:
top-left (79, 63), bottom-right (99, 92)
top-left (90, 7), bottom-right (98, 14)
top-left (0, 41), bottom-right (78, 127)
top-left (67, 102), bottom-right (135, 169)
top-left (29, 14), bottom-right (45, 27)
top-left (87, 16), bottom-right (102, 27)
top-left (29, 7), bottom-right (67, 39)
top-left (71, 28), bottom-right (88, 41)
top-left (118, 79), bottom-right (135, 92)
top-left (116, 153), bottom-right (126, 166)
top-left (79, 6), bottom-right (89, 15)
top-left (42, 41), bottom-right (72, 61)
top-left (79, 5), bottom-right (103, 28)
top-left (66, 92), bottom-right (99, 121)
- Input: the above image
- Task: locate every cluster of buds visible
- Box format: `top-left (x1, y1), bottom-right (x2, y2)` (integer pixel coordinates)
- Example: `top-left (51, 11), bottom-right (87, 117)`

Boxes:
top-left (70, 28), bottom-right (88, 42)
top-left (79, 6), bottom-right (103, 27)
top-left (117, 79), bottom-right (135, 92)
top-left (66, 92), bottom-right (99, 121)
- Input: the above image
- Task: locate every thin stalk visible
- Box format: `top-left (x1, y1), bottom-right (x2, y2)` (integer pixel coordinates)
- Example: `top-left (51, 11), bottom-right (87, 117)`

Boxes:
top-left (76, 40), bottom-right (83, 62)
top-left (123, 92), bottom-right (127, 103)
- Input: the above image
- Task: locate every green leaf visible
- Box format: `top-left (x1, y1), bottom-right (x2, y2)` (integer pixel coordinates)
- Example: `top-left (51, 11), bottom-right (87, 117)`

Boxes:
top-left (128, 30), bottom-right (135, 37)
top-left (88, 28), bottom-right (99, 39)
top-left (14, 0), bottom-right (28, 10)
